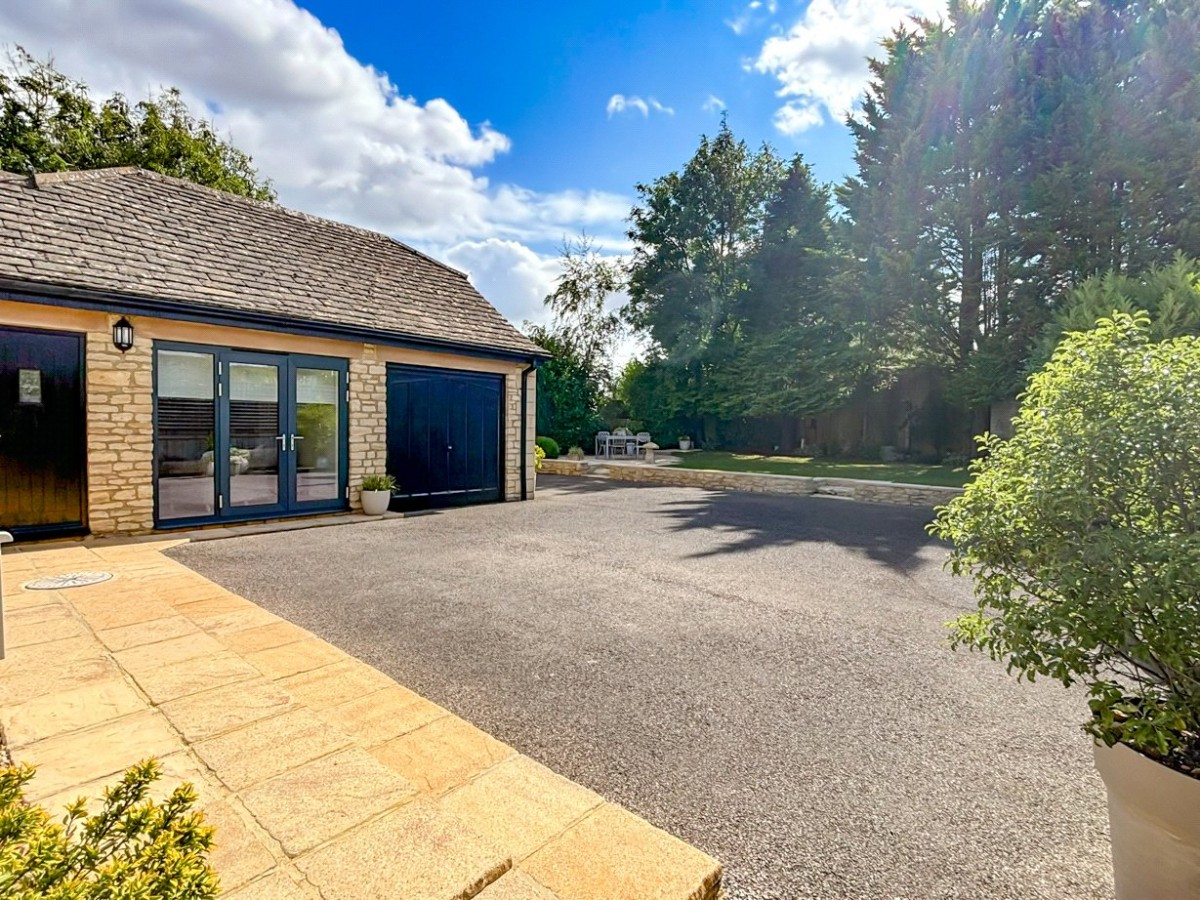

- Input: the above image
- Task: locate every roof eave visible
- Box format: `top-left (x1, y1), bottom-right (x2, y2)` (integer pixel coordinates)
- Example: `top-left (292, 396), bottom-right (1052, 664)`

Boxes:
top-left (0, 278), bottom-right (549, 363)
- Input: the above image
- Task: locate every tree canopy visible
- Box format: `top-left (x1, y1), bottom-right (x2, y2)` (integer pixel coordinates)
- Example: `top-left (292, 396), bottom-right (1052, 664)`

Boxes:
top-left (0, 48), bottom-right (274, 200)
top-left (609, 0), bottom-right (1200, 456)
top-left (840, 0), bottom-right (1200, 406)
top-left (526, 238), bottom-right (624, 450)
top-left (624, 122), bottom-right (862, 449)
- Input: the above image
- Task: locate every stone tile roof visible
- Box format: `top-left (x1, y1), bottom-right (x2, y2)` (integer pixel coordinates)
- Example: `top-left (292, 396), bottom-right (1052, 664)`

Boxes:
top-left (0, 167), bottom-right (538, 356)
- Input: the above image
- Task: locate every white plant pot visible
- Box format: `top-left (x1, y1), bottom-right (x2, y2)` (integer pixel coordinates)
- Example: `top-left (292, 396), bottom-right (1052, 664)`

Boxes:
top-left (360, 489), bottom-right (392, 516)
top-left (678, 439), bottom-right (692, 451)
top-left (1093, 741), bottom-right (1200, 899)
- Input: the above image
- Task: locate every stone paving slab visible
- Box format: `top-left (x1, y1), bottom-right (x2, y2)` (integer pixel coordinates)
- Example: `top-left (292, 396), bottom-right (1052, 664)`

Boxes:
top-left (294, 798), bottom-right (511, 900)
top-left (441, 756), bottom-right (603, 862)
top-left (475, 870), bottom-right (564, 900)
top-left (158, 676), bottom-right (298, 742)
top-left (524, 804), bottom-right (724, 900)
top-left (0, 538), bottom-right (722, 899)
top-left (239, 747), bottom-right (418, 857)
top-left (4, 676), bottom-right (145, 749)
top-left (320, 684), bottom-right (448, 748)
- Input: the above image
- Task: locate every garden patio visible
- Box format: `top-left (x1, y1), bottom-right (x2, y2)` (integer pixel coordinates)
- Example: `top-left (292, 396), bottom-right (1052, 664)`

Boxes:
top-left (0, 537), bottom-right (719, 899)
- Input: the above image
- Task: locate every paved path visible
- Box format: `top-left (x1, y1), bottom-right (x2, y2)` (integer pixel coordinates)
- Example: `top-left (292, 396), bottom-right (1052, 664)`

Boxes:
top-left (172, 477), bottom-right (1114, 899)
top-left (0, 538), bottom-right (718, 899)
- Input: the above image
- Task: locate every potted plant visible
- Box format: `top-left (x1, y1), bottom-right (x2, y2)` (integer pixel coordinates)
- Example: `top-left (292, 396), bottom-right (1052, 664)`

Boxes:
top-left (566, 446), bottom-right (585, 461)
top-left (678, 435), bottom-right (692, 451)
top-left (359, 473), bottom-right (396, 515)
top-left (930, 313), bottom-right (1200, 899)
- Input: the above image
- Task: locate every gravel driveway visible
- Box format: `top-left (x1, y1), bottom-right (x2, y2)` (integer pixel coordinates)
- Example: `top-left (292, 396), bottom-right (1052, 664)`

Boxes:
top-left (170, 476), bottom-right (1112, 899)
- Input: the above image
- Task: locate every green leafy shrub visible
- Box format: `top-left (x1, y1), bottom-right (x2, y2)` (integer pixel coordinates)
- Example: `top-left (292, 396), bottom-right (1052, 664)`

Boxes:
top-left (360, 473), bottom-right (396, 492)
top-left (0, 759), bottom-right (219, 898)
top-left (534, 445), bottom-right (546, 471)
top-left (931, 313), bottom-right (1200, 770)
top-left (1032, 255), bottom-right (1200, 370)
top-left (535, 436), bottom-right (560, 459)
top-left (566, 445), bottom-right (585, 460)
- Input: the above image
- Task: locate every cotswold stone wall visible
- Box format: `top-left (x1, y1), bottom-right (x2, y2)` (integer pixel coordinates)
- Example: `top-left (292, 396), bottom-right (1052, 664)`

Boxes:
top-left (85, 325), bottom-right (155, 534)
top-left (504, 369), bottom-right (537, 501)
top-left (348, 346), bottom-right (388, 511)
top-left (538, 459), bottom-right (962, 509)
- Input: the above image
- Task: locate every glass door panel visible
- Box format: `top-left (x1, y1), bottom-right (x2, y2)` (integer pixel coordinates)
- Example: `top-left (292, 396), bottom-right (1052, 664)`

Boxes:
top-left (294, 367), bottom-right (341, 503)
top-left (228, 361), bottom-right (283, 509)
top-left (154, 345), bottom-right (346, 525)
top-left (156, 349), bottom-right (216, 521)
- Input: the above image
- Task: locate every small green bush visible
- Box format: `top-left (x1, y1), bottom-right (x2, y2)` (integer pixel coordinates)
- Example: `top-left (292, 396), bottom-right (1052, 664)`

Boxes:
top-left (932, 312), bottom-right (1200, 767)
top-left (535, 436), bottom-right (560, 459)
top-left (0, 759), bottom-right (219, 898)
top-left (566, 445), bottom-right (585, 460)
top-left (360, 473), bottom-right (396, 492)
top-left (534, 444), bottom-right (546, 471)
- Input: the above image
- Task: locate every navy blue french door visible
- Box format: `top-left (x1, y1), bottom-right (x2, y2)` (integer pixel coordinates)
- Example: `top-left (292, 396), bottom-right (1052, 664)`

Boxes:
top-left (154, 344), bottom-right (347, 526)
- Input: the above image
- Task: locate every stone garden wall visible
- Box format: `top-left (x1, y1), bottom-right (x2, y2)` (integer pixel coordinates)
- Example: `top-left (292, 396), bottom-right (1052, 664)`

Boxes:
top-left (539, 458), bottom-right (962, 509)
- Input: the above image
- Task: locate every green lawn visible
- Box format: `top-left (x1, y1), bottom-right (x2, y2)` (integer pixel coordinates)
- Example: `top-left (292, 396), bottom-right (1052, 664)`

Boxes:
top-left (667, 450), bottom-right (970, 487)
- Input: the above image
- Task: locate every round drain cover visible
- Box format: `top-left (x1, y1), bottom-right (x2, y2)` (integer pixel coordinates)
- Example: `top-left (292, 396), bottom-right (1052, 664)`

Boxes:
top-left (23, 571), bottom-right (114, 590)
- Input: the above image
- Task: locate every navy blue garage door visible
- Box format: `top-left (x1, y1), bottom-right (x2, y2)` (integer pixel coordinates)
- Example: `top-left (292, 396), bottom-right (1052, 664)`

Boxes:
top-left (386, 364), bottom-right (504, 509)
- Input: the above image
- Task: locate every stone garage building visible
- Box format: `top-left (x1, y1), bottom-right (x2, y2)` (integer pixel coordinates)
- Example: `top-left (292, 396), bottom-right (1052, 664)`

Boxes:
top-left (0, 168), bottom-right (542, 540)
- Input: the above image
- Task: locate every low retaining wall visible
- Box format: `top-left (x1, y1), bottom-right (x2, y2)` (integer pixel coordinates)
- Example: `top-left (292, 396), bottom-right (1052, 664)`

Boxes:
top-left (539, 458), bottom-right (962, 509)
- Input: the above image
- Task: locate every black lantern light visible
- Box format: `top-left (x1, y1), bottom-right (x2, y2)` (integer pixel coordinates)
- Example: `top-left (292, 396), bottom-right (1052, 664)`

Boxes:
top-left (112, 317), bottom-right (134, 353)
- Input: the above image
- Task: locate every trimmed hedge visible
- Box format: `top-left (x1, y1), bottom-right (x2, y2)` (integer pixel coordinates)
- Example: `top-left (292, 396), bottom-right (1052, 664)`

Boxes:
top-left (535, 435), bottom-right (560, 459)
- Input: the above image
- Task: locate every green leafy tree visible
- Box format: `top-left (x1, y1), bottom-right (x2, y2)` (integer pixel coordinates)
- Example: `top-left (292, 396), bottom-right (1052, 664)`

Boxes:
top-left (526, 324), bottom-right (605, 451)
top-left (0, 48), bottom-right (274, 200)
top-left (543, 235), bottom-right (625, 389)
top-left (626, 119), bottom-right (784, 374)
top-left (932, 313), bottom-right (1200, 766)
top-left (842, 0), bottom-right (1200, 409)
top-left (526, 237), bottom-right (626, 449)
top-left (615, 357), bottom-right (691, 442)
top-left (626, 123), bottom-right (864, 447)
top-left (0, 759), bottom-right (219, 898)
top-left (731, 158), bottom-right (868, 448)
top-left (1030, 254), bottom-right (1200, 367)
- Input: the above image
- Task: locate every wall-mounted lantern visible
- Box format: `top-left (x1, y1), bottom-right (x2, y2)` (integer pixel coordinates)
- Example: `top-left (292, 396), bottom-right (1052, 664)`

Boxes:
top-left (112, 317), bottom-right (135, 353)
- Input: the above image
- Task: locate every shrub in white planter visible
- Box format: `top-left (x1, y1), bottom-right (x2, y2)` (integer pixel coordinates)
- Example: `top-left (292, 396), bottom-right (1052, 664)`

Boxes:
top-left (359, 473), bottom-right (396, 515)
top-left (931, 313), bottom-right (1200, 898)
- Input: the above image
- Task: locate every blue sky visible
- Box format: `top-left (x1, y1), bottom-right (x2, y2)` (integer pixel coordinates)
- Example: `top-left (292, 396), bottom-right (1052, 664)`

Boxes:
top-left (0, 0), bottom-right (942, 333)
top-left (293, 0), bottom-right (857, 202)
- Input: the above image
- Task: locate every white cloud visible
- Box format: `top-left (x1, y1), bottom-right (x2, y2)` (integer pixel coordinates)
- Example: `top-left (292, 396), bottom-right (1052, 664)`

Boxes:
top-left (606, 93), bottom-right (674, 118)
top-left (753, 0), bottom-right (946, 134)
top-left (773, 100), bottom-right (825, 135)
top-left (441, 238), bottom-right (564, 328)
top-left (702, 94), bottom-right (727, 113)
top-left (442, 238), bottom-right (641, 373)
top-left (0, 0), bottom-right (633, 328)
top-left (726, 0), bottom-right (778, 35)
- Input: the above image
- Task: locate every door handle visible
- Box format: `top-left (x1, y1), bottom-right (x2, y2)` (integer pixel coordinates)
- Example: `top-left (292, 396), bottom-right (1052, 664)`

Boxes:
top-left (447, 444), bottom-right (453, 452)
top-left (290, 434), bottom-right (304, 452)
top-left (275, 435), bottom-right (287, 452)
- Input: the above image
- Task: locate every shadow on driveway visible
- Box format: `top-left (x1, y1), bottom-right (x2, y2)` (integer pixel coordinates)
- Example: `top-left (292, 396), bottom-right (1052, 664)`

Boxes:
top-left (540, 474), bottom-right (941, 573)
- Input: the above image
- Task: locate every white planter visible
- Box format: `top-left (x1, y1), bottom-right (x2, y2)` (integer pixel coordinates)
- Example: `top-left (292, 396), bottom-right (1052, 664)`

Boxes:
top-left (1093, 741), bottom-right (1200, 899)
top-left (360, 489), bottom-right (392, 516)
top-left (678, 439), bottom-right (692, 451)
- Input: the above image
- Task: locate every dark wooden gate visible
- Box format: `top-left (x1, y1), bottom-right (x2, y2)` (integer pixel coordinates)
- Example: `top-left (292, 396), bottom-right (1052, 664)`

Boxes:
top-left (0, 326), bottom-right (86, 537)
top-left (386, 365), bottom-right (503, 509)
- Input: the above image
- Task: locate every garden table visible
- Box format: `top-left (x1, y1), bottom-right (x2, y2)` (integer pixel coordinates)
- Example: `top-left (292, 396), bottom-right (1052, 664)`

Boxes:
top-left (596, 433), bottom-right (646, 459)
